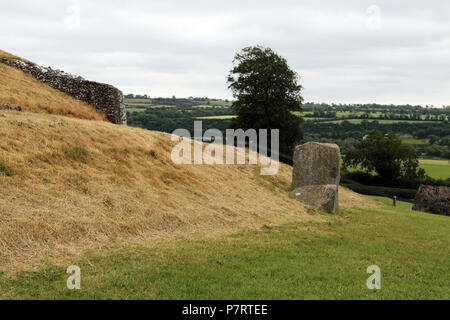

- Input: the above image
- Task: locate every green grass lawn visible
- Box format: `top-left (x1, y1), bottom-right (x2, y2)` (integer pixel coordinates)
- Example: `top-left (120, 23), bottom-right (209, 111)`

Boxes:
top-left (419, 159), bottom-right (450, 180)
top-left (1, 196), bottom-right (448, 300)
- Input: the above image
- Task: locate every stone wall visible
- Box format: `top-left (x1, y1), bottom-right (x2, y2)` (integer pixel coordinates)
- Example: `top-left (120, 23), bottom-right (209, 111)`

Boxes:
top-left (1, 58), bottom-right (127, 125)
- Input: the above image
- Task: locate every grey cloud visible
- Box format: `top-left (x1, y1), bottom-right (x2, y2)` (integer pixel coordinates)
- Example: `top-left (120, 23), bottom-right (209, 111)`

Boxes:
top-left (0, 0), bottom-right (449, 106)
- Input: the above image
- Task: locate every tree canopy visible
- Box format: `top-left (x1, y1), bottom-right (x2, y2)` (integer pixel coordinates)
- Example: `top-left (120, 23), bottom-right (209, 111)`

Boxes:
top-left (343, 130), bottom-right (426, 181)
top-left (227, 46), bottom-right (304, 156)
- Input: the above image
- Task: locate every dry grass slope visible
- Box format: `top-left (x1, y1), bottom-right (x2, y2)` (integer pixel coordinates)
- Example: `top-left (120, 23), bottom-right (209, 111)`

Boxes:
top-left (0, 51), bottom-right (106, 121)
top-left (0, 50), bottom-right (377, 274)
top-left (0, 111), bottom-right (376, 272)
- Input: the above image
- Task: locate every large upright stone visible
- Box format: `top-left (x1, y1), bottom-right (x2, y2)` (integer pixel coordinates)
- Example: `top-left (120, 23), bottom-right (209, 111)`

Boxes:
top-left (293, 184), bottom-right (338, 213)
top-left (292, 142), bottom-right (341, 212)
top-left (412, 185), bottom-right (450, 216)
top-left (293, 142), bottom-right (341, 187)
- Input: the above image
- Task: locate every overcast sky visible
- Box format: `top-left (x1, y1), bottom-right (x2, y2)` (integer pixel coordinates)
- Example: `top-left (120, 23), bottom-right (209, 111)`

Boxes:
top-left (1, 0), bottom-right (449, 106)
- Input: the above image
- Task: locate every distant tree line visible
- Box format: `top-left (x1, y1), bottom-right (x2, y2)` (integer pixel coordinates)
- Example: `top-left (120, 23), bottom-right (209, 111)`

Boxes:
top-left (127, 103), bottom-right (449, 159)
top-left (301, 120), bottom-right (450, 157)
top-left (302, 102), bottom-right (450, 121)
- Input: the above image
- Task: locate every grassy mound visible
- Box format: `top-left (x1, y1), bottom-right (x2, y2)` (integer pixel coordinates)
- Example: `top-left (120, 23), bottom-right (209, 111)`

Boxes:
top-left (0, 50), bottom-right (339, 273)
top-left (0, 111), bottom-right (355, 272)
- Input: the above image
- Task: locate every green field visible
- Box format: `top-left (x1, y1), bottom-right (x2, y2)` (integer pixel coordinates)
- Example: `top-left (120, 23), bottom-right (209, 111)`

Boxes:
top-left (401, 137), bottom-right (429, 145)
top-left (125, 107), bottom-right (147, 113)
top-left (126, 105), bottom-right (177, 112)
top-left (192, 105), bottom-right (215, 108)
top-left (192, 105), bottom-right (230, 109)
top-left (125, 99), bottom-right (153, 104)
top-left (126, 103), bottom-right (153, 107)
top-left (149, 105), bottom-right (176, 108)
top-left (419, 159), bottom-right (450, 180)
top-left (324, 119), bottom-right (442, 124)
top-left (344, 158), bottom-right (449, 180)
top-left (1, 196), bottom-right (448, 300)
top-left (208, 101), bottom-right (232, 107)
top-left (196, 115), bottom-right (237, 120)
top-left (305, 118), bottom-right (329, 121)
top-left (304, 111), bottom-right (446, 121)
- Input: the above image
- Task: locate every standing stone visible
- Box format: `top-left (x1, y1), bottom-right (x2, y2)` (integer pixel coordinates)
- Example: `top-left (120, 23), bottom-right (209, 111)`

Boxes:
top-left (293, 184), bottom-right (338, 213)
top-left (293, 142), bottom-right (341, 187)
top-left (412, 185), bottom-right (450, 216)
top-left (292, 142), bottom-right (341, 212)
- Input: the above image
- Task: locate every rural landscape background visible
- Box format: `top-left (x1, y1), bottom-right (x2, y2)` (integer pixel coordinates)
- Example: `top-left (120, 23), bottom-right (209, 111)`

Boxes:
top-left (126, 96), bottom-right (450, 199)
top-left (0, 0), bottom-right (449, 301)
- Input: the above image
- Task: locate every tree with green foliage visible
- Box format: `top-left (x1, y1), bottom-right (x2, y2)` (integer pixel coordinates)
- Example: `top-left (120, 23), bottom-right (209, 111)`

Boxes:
top-left (343, 130), bottom-right (426, 181)
top-left (428, 135), bottom-right (440, 145)
top-left (227, 46), bottom-right (304, 156)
